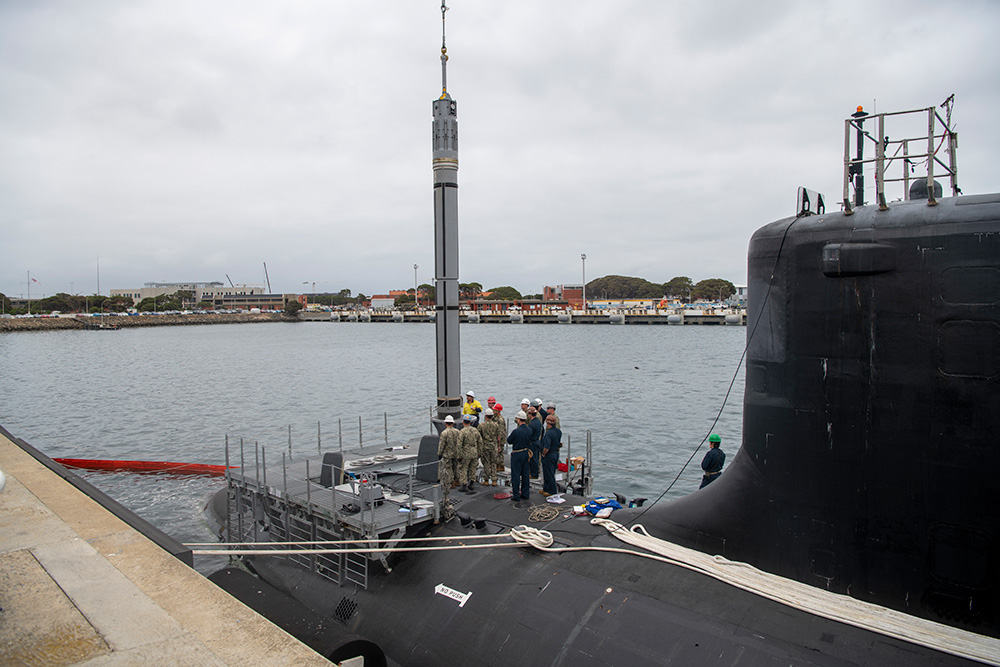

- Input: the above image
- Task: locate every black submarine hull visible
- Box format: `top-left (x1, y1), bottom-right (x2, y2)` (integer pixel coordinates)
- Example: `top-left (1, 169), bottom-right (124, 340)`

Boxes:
top-left (651, 192), bottom-right (1000, 636)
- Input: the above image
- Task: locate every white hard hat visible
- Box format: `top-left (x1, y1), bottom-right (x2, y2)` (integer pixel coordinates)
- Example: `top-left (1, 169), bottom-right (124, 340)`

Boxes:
top-left (444, 415), bottom-right (454, 424)
top-left (531, 398), bottom-right (542, 407)
top-left (521, 398), bottom-right (530, 405)
top-left (516, 410), bottom-right (528, 420)
top-left (466, 390), bottom-right (475, 397)
top-left (484, 408), bottom-right (494, 416)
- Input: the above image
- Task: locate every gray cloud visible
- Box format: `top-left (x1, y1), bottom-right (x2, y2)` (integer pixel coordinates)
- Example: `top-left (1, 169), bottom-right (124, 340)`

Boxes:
top-left (2, 0), bottom-right (997, 298)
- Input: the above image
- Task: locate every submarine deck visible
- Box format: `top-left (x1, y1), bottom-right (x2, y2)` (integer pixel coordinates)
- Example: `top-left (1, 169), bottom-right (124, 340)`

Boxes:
top-left (214, 441), bottom-right (998, 667)
top-left (233, 484), bottom-right (998, 667)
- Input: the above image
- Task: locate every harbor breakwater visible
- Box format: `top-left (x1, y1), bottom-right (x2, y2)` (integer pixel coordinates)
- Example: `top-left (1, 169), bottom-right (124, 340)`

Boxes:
top-left (0, 312), bottom-right (286, 332)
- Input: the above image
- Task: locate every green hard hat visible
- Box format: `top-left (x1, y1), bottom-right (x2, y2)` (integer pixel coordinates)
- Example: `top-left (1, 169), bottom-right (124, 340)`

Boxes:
top-left (708, 434), bottom-right (721, 443)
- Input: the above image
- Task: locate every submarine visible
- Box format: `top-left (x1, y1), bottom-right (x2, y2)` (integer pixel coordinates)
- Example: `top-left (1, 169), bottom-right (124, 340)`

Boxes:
top-left (201, 5), bottom-right (1000, 665)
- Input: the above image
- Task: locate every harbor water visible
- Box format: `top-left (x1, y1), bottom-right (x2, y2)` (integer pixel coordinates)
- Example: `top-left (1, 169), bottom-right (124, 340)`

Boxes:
top-left (0, 322), bottom-right (745, 573)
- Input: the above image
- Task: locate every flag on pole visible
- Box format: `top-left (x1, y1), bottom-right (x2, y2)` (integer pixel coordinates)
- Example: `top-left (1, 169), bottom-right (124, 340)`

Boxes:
top-left (31, 278), bottom-right (38, 283)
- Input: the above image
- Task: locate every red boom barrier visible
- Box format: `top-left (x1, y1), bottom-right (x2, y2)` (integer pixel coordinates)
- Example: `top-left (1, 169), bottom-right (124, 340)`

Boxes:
top-left (54, 458), bottom-right (233, 476)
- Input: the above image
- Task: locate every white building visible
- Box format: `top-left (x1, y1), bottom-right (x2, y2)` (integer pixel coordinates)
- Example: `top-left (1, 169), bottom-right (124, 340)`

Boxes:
top-left (111, 282), bottom-right (265, 306)
top-left (369, 295), bottom-right (395, 310)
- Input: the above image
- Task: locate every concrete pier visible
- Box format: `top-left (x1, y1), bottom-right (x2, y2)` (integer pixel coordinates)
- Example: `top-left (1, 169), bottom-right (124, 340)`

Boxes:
top-left (0, 428), bottom-right (330, 666)
top-left (300, 310), bottom-right (747, 325)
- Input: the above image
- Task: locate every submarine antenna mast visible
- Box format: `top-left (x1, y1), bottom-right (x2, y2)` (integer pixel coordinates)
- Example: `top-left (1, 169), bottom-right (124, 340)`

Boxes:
top-left (432, 0), bottom-right (462, 422)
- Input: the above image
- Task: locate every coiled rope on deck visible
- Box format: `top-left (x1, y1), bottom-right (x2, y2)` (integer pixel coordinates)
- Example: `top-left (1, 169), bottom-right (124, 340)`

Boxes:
top-left (525, 504), bottom-right (559, 522)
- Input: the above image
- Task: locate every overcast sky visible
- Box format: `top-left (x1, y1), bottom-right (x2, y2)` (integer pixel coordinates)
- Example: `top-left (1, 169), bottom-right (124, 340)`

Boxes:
top-left (3, 1), bottom-right (998, 299)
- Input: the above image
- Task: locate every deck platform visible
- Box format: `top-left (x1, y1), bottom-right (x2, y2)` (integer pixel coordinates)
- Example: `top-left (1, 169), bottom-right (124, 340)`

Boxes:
top-left (222, 436), bottom-right (593, 590)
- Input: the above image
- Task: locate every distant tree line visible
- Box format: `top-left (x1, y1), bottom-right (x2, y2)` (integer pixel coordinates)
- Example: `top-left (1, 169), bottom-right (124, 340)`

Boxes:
top-left (585, 275), bottom-right (735, 302)
top-left (308, 289), bottom-right (369, 307)
top-left (0, 291), bottom-right (134, 315)
top-left (391, 284), bottom-right (534, 307)
top-left (319, 274), bottom-right (738, 310)
top-left (135, 290), bottom-right (194, 312)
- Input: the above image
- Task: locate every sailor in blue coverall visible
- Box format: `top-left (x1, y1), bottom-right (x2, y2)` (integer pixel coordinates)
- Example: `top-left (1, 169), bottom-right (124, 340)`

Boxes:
top-left (506, 411), bottom-right (533, 502)
top-left (526, 404), bottom-right (543, 478)
top-left (699, 434), bottom-right (725, 488)
top-left (540, 415), bottom-right (562, 496)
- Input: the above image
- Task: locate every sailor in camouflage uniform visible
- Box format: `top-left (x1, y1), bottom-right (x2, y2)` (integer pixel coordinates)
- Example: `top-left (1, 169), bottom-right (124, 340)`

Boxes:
top-left (491, 403), bottom-right (507, 472)
top-left (493, 404), bottom-right (507, 435)
top-left (459, 414), bottom-right (483, 492)
top-left (544, 402), bottom-right (560, 429)
top-left (477, 409), bottom-right (501, 486)
top-left (437, 415), bottom-right (461, 502)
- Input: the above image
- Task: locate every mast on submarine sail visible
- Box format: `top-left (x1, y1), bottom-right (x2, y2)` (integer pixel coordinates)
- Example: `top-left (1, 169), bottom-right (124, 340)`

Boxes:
top-left (432, 1), bottom-right (462, 422)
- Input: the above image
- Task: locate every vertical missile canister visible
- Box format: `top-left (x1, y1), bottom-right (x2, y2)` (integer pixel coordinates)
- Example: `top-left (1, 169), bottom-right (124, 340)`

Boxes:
top-left (432, 2), bottom-right (462, 421)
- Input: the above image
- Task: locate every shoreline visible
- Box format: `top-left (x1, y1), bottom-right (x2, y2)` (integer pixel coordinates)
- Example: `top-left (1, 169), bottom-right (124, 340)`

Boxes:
top-left (0, 312), bottom-right (287, 333)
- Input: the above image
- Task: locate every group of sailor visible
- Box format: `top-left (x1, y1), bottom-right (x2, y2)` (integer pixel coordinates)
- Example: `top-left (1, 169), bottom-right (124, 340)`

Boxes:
top-left (438, 391), bottom-right (564, 505)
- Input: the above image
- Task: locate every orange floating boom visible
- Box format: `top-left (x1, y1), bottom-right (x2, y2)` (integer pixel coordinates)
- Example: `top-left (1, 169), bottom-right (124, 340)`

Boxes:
top-left (54, 458), bottom-right (233, 476)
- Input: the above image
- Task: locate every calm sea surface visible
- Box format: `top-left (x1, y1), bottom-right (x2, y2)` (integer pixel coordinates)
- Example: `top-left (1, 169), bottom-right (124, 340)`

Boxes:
top-left (0, 321), bottom-right (745, 573)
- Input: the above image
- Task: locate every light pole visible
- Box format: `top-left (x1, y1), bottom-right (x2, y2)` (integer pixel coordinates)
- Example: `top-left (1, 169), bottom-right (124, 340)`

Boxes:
top-left (413, 264), bottom-right (419, 310)
top-left (301, 281), bottom-right (316, 307)
top-left (581, 254), bottom-right (587, 312)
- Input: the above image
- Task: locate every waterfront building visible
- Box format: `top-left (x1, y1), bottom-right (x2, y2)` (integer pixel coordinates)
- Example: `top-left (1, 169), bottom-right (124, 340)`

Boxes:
top-left (370, 295), bottom-right (395, 310)
top-left (469, 298), bottom-right (569, 313)
top-left (588, 298), bottom-right (662, 310)
top-left (543, 284), bottom-right (583, 308)
top-left (110, 281), bottom-right (265, 306)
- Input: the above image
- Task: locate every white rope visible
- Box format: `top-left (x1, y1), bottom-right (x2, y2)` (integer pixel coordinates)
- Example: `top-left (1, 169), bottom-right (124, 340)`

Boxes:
top-left (192, 542), bottom-right (521, 556)
top-left (510, 525), bottom-right (554, 549)
top-left (185, 533), bottom-right (513, 547)
top-left (592, 518), bottom-right (1000, 666)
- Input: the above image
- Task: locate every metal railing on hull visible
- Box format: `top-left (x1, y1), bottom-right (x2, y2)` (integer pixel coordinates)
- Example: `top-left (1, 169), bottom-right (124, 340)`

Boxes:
top-left (842, 97), bottom-right (960, 214)
top-left (221, 434), bottom-right (443, 589)
top-left (225, 409), bottom-right (436, 461)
